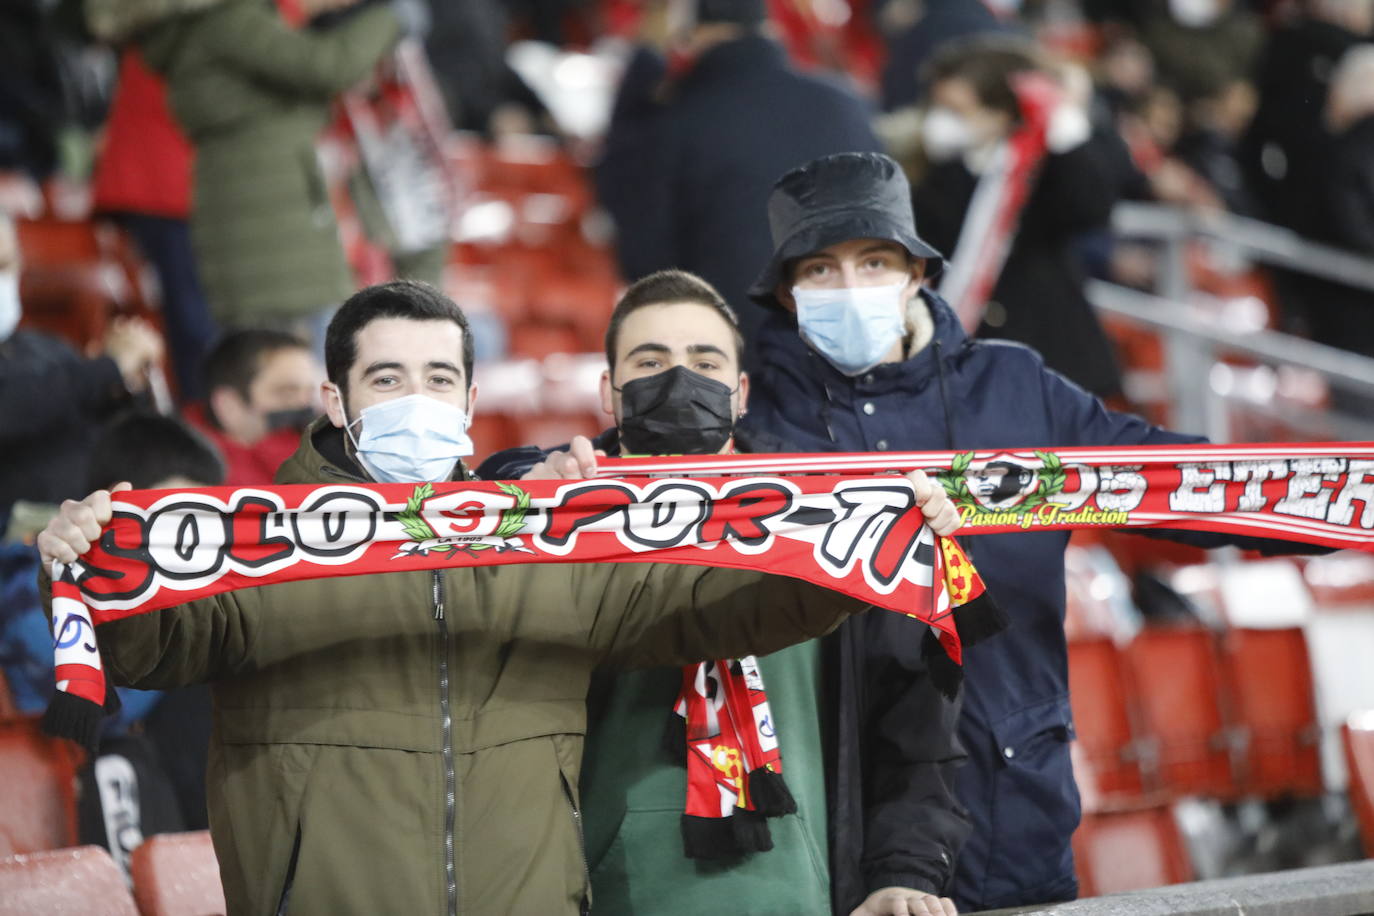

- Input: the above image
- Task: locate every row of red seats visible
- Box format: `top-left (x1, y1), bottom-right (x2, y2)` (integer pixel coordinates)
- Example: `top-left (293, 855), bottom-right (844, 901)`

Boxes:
top-left (1070, 624), bottom-right (1321, 807)
top-left (0, 832), bottom-right (223, 916)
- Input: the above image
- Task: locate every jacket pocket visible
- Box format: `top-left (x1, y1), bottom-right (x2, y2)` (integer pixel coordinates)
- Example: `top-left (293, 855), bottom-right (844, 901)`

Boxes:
top-left (983, 697), bottom-right (1080, 905)
top-left (217, 741), bottom-right (321, 916)
top-left (553, 734), bottom-right (591, 915)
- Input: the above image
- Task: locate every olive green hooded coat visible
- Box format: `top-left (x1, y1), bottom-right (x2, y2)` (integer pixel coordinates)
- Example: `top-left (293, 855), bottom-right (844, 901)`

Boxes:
top-left (92, 422), bottom-right (863, 915)
top-left (137, 0), bottom-right (400, 325)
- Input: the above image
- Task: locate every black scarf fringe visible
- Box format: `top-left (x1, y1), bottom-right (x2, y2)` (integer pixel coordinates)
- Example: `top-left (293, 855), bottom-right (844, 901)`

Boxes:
top-left (41, 690), bottom-right (109, 755)
top-left (953, 592), bottom-right (1009, 647)
top-left (746, 766), bottom-right (797, 817)
top-left (681, 808), bottom-right (776, 859)
top-left (922, 629), bottom-right (963, 700)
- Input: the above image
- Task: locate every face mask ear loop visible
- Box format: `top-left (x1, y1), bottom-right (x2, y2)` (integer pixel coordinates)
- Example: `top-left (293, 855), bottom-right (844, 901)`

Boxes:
top-left (335, 390), bottom-right (365, 454)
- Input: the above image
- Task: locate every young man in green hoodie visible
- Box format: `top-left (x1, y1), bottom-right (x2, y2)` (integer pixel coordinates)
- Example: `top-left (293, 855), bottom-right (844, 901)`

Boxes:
top-left (479, 270), bottom-right (964, 916)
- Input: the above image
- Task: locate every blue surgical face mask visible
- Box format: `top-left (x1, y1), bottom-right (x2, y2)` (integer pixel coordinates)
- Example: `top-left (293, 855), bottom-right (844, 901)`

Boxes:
top-left (342, 393), bottom-right (474, 483)
top-left (792, 282), bottom-right (908, 376)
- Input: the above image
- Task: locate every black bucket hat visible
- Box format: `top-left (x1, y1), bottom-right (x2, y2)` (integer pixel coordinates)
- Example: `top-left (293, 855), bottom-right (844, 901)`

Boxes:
top-left (747, 152), bottom-right (944, 310)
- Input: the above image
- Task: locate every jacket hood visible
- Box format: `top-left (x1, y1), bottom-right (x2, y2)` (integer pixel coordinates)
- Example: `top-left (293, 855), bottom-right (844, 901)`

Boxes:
top-left (87, 0), bottom-right (225, 43)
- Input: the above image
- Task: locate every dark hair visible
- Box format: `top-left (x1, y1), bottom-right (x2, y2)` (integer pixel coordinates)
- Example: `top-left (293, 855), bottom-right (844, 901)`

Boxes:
top-left (924, 36), bottom-right (1046, 121)
top-left (325, 280), bottom-right (474, 397)
top-left (203, 329), bottom-right (309, 428)
top-left (603, 270), bottom-right (743, 373)
top-left (86, 411), bottom-right (227, 491)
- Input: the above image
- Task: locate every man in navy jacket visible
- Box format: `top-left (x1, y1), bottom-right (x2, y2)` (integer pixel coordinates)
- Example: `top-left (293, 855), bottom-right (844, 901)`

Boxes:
top-left (739, 151), bottom-right (1307, 911)
top-left (595, 0), bottom-right (880, 372)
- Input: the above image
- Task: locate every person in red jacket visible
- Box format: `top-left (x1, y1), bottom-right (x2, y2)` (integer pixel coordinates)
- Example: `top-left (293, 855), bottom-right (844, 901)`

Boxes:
top-left (184, 328), bottom-right (322, 485)
top-left (91, 47), bottom-right (215, 402)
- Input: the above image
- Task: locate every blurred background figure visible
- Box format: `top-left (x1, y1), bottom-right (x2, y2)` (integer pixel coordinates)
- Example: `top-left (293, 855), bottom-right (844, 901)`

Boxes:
top-left (186, 328), bottom-right (322, 485)
top-left (89, 42), bottom-right (214, 402)
top-left (595, 0), bottom-right (881, 372)
top-left (131, 0), bottom-right (403, 343)
top-left (0, 213), bottom-right (162, 537)
top-left (878, 0), bottom-right (1019, 112)
top-left (1305, 44), bottom-right (1374, 363)
top-left (912, 37), bottom-right (1126, 397)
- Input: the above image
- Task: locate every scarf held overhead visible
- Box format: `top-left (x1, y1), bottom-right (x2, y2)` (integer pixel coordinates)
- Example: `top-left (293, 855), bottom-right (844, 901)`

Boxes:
top-left (45, 470), bottom-right (991, 750)
top-left (45, 441), bottom-right (1374, 751)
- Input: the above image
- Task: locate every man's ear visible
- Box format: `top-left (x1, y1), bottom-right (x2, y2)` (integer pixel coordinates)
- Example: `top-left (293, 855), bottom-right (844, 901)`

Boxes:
top-left (322, 381), bottom-right (346, 429)
top-left (773, 282), bottom-right (797, 313)
top-left (599, 368), bottom-right (615, 418)
top-left (466, 382), bottom-right (478, 420)
top-left (735, 371), bottom-right (750, 417)
top-left (208, 386), bottom-right (244, 430)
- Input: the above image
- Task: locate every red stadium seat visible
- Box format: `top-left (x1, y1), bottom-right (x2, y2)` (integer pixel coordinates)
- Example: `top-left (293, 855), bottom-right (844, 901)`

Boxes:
top-left (1345, 712), bottom-right (1374, 856)
top-left (1072, 806), bottom-right (1193, 897)
top-left (130, 831), bottom-right (225, 916)
top-left (513, 412), bottom-right (606, 452)
top-left (508, 322), bottom-right (582, 361)
top-left (1123, 626), bottom-right (1234, 798)
top-left (18, 262), bottom-right (122, 351)
top-left (468, 413), bottom-right (521, 467)
top-left (1069, 636), bottom-right (1149, 805)
top-left (1220, 627), bottom-right (1323, 797)
top-left (0, 845), bottom-right (138, 916)
top-left (0, 718), bottom-right (83, 856)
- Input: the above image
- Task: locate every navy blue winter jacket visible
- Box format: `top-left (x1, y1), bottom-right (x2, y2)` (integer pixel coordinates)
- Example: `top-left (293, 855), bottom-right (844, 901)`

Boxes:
top-left (740, 291), bottom-right (1206, 911)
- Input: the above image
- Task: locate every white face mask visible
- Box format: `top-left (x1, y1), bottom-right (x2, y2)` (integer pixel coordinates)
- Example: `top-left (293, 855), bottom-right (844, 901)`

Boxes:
top-left (792, 282), bottom-right (908, 377)
top-left (922, 107), bottom-right (977, 162)
top-left (0, 269), bottom-right (20, 341)
top-left (341, 393), bottom-right (474, 483)
top-left (1168, 0), bottom-right (1221, 27)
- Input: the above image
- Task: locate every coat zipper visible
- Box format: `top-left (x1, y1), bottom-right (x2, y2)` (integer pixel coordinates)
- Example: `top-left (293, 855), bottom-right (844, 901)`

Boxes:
top-left (560, 771), bottom-right (592, 915)
top-left (274, 826), bottom-right (302, 916)
top-left (434, 569), bottom-right (458, 915)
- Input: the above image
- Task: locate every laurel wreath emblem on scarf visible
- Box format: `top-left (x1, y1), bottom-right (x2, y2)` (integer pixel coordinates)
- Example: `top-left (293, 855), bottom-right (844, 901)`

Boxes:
top-left (398, 482), bottom-right (533, 555)
top-left (940, 450), bottom-right (1066, 512)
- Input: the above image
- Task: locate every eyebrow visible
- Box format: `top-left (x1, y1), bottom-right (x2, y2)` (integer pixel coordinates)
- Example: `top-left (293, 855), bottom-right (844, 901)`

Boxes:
top-left (360, 360), bottom-right (464, 379)
top-left (624, 342), bottom-right (729, 361)
top-left (624, 342), bottom-right (671, 359)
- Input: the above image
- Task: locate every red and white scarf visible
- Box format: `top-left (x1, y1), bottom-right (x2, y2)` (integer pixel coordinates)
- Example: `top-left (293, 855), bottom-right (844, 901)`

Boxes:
top-left (668, 535), bottom-right (989, 859)
top-left (937, 72), bottom-right (1058, 335)
top-left (44, 470), bottom-right (990, 751)
top-left (45, 442), bottom-right (1374, 757)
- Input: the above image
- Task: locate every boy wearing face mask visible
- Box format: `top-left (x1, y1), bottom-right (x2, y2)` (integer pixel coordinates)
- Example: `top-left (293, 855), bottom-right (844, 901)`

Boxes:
top-left (37, 278), bottom-right (940, 916)
top-left (478, 270), bottom-right (965, 916)
top-left (741, 151), bottom-right (1322, 912)
top-left (185, 329), bottom-right (323, 486)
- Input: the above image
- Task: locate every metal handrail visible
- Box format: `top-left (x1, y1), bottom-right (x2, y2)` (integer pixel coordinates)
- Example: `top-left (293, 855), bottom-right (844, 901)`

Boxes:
top-left (1085, 280), bottom-right (1374, 396)
top-left (1112, 202), bottom-right (1374, 293)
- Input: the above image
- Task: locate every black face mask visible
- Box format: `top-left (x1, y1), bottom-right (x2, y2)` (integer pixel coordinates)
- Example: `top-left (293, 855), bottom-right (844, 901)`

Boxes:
top-left (616, 366), bottom-right (737, 455)
top-left (264, 406), bottom-right (318, 433)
